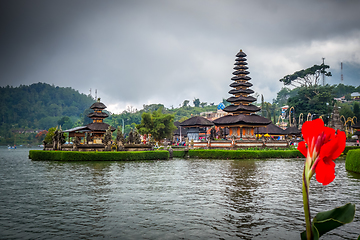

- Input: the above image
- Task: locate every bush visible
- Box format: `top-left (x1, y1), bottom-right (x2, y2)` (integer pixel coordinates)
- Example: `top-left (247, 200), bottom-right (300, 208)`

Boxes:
top-left (29, 150), bottom-right (169, 161)
top-left (343, 146), bottom-right (360, 155)
top-left (186, 149), bottom-right (302, 159)
top-left (345, 149), bottom-right (360, 173)
top-left (172, 150), bottom-right (187, 158)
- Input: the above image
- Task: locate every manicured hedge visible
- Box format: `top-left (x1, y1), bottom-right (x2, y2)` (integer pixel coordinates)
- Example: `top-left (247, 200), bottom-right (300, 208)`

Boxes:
top-left (343, 146), bottom-right (360, 155)
top-left (173, 149), bottom-right (303, 159)
top-left (345, 149), bottom-right (360, 173)
top-left (172, 150), bottom-right (187, 158)
top-left (29, 150), bottom-right (169, 161)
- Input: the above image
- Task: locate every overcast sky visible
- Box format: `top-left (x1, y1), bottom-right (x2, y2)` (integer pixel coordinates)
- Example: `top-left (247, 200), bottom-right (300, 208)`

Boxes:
top-left (1, 0), bottom-right (360, 113)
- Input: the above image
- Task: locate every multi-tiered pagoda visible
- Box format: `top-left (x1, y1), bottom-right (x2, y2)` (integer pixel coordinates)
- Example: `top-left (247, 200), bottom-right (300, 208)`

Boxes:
top-left (213, 49), bottom-right (271, 139)
top-left (87, 100), bottom-right (116, 143)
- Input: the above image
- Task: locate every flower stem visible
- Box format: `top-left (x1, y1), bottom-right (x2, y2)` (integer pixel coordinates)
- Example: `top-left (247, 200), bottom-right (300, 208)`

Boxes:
top-left (302, 169), bottom-right (312, 240)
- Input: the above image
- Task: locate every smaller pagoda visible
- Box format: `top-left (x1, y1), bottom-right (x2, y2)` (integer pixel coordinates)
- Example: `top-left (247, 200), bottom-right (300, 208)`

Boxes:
top-left (87, 99), bottom-right (116, 143)
top-left (64, 99), bottom-right (115, 144)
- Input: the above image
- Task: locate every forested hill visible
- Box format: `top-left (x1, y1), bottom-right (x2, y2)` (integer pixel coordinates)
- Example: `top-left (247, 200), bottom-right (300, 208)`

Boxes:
top-left (0, 82), bottom-right (94, 130)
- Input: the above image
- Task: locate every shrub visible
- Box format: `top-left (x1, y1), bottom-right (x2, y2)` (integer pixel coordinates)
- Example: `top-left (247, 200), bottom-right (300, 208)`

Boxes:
top-left (343, 146), bottom-right (360, 155)
top-left (187, 149), bottom-right (302, 159)
top-left (345, 149), bottom-right (360, 173)
top-left (172, 150), bottom-right (187, 158)
top-left (29, 150), bottom-right (169, 161)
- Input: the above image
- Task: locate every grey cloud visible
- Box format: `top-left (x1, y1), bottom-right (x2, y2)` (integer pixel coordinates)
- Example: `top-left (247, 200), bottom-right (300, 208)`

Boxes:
top-left (1, 0), bottom-right (359, 112)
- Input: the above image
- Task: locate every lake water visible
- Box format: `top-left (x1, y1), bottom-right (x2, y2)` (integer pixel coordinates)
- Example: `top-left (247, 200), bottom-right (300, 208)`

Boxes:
top-left (0, 147), bottom-right (359, 240)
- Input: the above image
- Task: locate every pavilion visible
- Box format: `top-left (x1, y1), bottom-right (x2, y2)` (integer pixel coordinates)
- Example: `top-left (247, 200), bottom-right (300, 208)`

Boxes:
top-left (179, 116), bottom-right (214, 141)
top-left (257, 123), bottom-right (286, 139)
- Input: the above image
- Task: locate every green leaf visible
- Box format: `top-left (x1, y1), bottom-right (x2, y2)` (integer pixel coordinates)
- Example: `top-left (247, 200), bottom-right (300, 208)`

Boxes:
top-left (301, 225), bottom-right (319, 240)
top-left (314, 203), bottom-right (355, 237)
top-left (301, 203), bottom-right (355, 239)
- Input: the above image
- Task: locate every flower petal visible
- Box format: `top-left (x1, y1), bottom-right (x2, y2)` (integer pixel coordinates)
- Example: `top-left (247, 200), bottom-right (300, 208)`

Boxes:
top-left (301, 118), bottom-right (324, 142)
top-left (315, 158), bottom-right (335, 185)
top-left (301, 119), bottom-right (325, 154)
top-left (319, 129), bottom-right (346, 164)
top-left (297, 141), bottom-right (307, 157)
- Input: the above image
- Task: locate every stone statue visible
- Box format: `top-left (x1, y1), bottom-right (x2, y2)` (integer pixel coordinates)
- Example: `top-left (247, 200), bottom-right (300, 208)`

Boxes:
top-left (190, 139), bottom-right (194, 148)
top-left (52, 128), bottom-right (59, 150)
top-left (103, 126), bottom-right (112, 151)
top-left (210, 127), bottom-right (216, 140)
top-left (51, 126), bottom-right (65, 150)
top-left (164, 138), bottom-right (168, 149)
top-left (115, 127), bottom-right (124, 150)
top-left (185, 137), bottom-right (189, 150)
top-left (86, 132), bottom-right (91, 144)
top-left (231, 134), bottom-right (236, 147)
top-left (133, 128), bottom-right (141, 144)
top-left (219, 127), bottom-right (224, 140)
top-left (127, 129), bottom-right (134, 144)
top-left (73, 136), bottom-right (81, 150)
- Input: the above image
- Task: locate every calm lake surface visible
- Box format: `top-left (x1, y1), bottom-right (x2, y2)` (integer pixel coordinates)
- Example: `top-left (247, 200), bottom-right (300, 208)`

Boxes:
top-left (0, 147), bottom-right (359, 240)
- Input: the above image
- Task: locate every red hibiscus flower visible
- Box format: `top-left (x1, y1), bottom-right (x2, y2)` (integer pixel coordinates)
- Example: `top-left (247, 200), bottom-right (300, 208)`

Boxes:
top-left (298, 118), bottom-right (346, 186)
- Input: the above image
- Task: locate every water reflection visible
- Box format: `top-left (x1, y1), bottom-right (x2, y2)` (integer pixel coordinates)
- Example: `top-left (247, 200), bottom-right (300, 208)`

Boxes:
top-left (0, 148), bottom-right (359, 239)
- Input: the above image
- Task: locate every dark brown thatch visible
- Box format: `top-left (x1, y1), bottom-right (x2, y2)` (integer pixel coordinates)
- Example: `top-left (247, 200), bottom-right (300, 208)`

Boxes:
top-left (283, 126), bottom-right (301, 135)
top-left (234, 62), bottom-right (247, 66)
top-left (90, 102), bottom-right (107, 109)
top-left (231, 76), bottom-right (251, 81)
top-left (233, 65), bottom-right (249, 70)
top-left (87, 112), bottom-right (109, 118)
top-left (173, 121), bottom-right (187, 136)
top-left (236, 51), bottom-right (247, 57)
top-left (87, 122), bottom-right (116, 132)
top-left (351, 122), bottom-right (360, 129)
top-left (230, 82), bottom-right (253, 88)
top-left (223, 104), bottom-right (260, 113)
top-left (213, 114), bottom-right (271, 126)
top-left (228, 89), bottom-right (254, 95)
top-left (257, 123), bottom-right (285, 135)
top-left (179, 116), bottom-right (214, 127)
top-left (232, 70), bottom-right (250, 75)
top-left (226, 96), bottom-right (257, 103)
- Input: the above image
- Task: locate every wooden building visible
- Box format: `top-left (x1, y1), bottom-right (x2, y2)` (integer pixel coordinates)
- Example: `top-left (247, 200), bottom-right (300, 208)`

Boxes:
top-left (213, 49), bottom-right (271, 139)
top-left (257, 123), bottom-right (286, 139)
top-left (179, 116), bottom-right (214, 141)
top-left (64, 100), bottom-right (115, 144)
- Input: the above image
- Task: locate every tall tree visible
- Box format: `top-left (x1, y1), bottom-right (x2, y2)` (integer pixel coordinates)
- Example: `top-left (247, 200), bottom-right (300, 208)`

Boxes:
top-left (193, 98), bottom-right (200, 107)
top-left (279, 64), bottom-right (332, 87)
top-left (261, 94), bottom-right (265, 117)
top-left (354, 102), bottom-right (360, 121)
top-left (182, 100), bottom-right (190, 108)
top-left (287, 85), bottom-right (334, 120)
top-left (136, 108), bottom-right (177, 141)
top-left (266, 103), bottom-right (271, 120)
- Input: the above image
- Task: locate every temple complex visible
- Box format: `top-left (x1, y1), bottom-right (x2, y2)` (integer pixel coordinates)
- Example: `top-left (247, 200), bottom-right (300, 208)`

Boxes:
top-left (213, 49), bottom-right (271, 139)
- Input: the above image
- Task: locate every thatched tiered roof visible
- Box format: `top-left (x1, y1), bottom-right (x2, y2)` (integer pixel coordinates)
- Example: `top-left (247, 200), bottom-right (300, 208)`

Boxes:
top-left (213, 49), bottom-right (271, 127)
